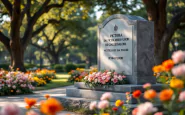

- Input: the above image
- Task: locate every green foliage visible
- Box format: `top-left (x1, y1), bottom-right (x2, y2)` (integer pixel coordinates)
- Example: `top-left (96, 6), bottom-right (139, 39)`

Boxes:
top-left (76, 63), bottom-right (86, 68)
top-left (0, 64), bottom-right (9, 70)
top-left (24, 63), bottom-right (37, 69)
top-left (54, 64), bottom-right (64, 72)
top-left (65, 63), bottom-right (77, 72)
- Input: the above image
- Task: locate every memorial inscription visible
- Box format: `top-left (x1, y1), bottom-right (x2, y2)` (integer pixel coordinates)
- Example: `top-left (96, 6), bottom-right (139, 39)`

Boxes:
top-left (98, 18), bottom-right (133, 75)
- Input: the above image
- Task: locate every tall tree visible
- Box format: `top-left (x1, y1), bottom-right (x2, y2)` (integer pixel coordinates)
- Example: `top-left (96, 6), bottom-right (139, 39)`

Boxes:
top-left (0, 0), bottom-right (83, 71)
top-left (95, 0), bottom-right (185, 64)
top-left (31, 27), bottom-right (69, 64)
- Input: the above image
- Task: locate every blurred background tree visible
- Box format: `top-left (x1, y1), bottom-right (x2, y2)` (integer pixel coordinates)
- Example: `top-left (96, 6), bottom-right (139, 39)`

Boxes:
top-left (0, 0), bottom-right (89, 71)
top-left (0, 0), bottom-right (185, 71)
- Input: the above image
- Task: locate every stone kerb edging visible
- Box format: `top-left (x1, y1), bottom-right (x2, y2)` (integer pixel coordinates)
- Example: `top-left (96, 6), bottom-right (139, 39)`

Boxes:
top-left (74, 82), bottom-right (164, 93)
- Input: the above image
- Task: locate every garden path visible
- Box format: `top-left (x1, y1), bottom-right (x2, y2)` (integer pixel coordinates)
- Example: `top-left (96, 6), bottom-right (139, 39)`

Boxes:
top-left (0, 85), bottom-right (76, 115)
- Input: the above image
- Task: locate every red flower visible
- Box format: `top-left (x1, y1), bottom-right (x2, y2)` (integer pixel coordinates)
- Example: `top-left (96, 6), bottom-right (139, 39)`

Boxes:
top-left (132, 90), bottom-right (142, 99)
top-left (112, 107), bottom-right (118, 111)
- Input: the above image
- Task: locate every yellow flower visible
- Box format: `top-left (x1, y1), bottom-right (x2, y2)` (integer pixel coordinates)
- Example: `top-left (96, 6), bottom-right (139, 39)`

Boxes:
top-left (115, 100), bottom-right (124, 107)
top-left (11, 90), bottom-right (14, 92)
top-left (170, 78), bottom-right (184, 89)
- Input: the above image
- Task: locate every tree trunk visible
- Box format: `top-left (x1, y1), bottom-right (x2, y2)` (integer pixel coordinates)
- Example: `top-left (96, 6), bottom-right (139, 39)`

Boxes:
top-left (52, 54), bottom-right (59, 64)
top-left (10, 40), bottom-right (26, 72)
top-left (154, 29), bottom-right (172, 65)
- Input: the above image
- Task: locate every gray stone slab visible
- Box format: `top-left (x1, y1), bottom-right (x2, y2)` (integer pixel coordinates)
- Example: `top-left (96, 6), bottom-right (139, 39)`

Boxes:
top-left (74, 82), bottom-right (164, 93)
top-left (66, 88), bottom-right (146, 104)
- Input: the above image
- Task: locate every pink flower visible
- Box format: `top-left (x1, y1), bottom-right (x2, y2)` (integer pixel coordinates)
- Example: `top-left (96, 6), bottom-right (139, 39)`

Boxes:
top-left (12, 85), bottom-right (16, 89)
top-left (143, 83), bottom-right (151, 89)
top-left (112, 78), bottom-right (118, 84)
top-left (172, 64), bottom-right (185, 76)
top-left (16, 90), bottom-right (20, 93)
top-left (122, 75), bottom-right (126, 78)
top-left (100, 92), bottom-right (112, 100)
top-left (137, 102), bottom-right (157, 115)
top-left (118, 75), bottom-right (123, 81)
top-left (89, 101), bottom-right (97, 110)
top-left (8, 84), bottom-right (11, 87)
top-left (26, 110), bottom-right (39, 115)
top-left (172, 50), bottom-right (185, 64)
top-left (154, 112), bottom-right (163, 115)
top-left (179, 91), bottom-right (185, 102)
top-left (97, 100), bottom-right (109, 109)
top-left (0, 103), bottom-right (20, 115)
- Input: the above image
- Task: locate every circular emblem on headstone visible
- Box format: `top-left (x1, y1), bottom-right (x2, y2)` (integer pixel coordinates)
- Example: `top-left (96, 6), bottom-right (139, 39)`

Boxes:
top-left (114, 25), bottom-right (118, 31)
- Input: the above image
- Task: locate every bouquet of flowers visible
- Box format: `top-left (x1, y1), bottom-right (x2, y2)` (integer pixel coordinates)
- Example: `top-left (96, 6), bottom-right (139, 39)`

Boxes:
top-left (84, 70), bottom-right (128, 87)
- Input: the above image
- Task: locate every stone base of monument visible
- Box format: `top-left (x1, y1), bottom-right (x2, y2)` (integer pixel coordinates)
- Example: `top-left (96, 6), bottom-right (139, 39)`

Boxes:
top-left (65, 82), bottom-right (164, 104)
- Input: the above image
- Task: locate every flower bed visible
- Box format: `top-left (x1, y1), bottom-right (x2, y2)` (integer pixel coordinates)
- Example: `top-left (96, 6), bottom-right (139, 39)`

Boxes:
top-left (84, 70), bottom-right (128, 87)
top-left (31, 69), bottom-right (56, 86)
top-left (89, 50), bottom-right (185, 115)
top-left (0, 70), bottom-right (34, 96)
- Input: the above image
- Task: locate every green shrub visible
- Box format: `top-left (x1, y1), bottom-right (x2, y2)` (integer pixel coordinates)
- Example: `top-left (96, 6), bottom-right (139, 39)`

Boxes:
top-left (24, 63), bottom-right (37, 69)
top-left (65, 63), bottom-right (77, 72)
top-left (76, 63), bottom-right (86, 68)
top-left (0, 64), bottom-right (9, 70)
top-left (54, 64), bottom-right (64, 72)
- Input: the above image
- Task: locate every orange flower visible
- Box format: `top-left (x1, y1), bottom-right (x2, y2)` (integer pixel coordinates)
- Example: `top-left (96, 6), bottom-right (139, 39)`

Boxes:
top-left (115, 100), bottom-right (124, 107)
top-left (132, 90), bottom-right (142, 99)
top-left (159, 89), bottom-right (173, 101)
top-left (75, 78), bottom-right (79, 81)
top-left (45, 94), bottom-right (50, 99)
top-left (144, 89), bottom-right (157, 100)
top-left (40, 98), bottom-right (63, 115)
top-left (162, 59), bottom-right (174, 71)
top-left (152, 65), bottom-right (164, 73)
top-left (24, 98), bottom-right (37, 109)
top-left (170, 78), bottom-right (184, 89)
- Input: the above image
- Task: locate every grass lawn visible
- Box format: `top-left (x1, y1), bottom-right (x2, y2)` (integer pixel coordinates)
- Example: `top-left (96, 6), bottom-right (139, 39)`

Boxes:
top-left (34, 73), bottom-right (73, 91)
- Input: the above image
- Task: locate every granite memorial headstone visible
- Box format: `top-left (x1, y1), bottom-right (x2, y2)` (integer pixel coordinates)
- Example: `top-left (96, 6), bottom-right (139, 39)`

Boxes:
top-left (98, 14), bottom-right (156, 84)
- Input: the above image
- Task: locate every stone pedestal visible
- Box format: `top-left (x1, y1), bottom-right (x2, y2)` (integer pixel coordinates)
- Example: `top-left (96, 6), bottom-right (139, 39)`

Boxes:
top-left (66, 82), bottom-right (163, 104)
